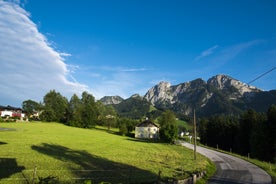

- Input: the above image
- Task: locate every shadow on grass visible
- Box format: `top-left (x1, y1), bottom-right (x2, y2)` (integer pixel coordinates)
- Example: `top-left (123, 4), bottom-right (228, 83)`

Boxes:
top-left (31, 143), bottom-right (157, 183)
top-left (93, 126), bottom-right (122, 136)
top-left (126, 138), bottom-right (160, 144)
top-left (0, 158), bottom-right (25, 179)
top-left (0, 141), bottom-right (7, 145)
top-left (127, 138), bottom-right (170, 145)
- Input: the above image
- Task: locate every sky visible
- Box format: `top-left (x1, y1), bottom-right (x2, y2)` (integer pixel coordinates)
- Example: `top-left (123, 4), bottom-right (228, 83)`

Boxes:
top-left (0, 0), bottom-right (276, 107)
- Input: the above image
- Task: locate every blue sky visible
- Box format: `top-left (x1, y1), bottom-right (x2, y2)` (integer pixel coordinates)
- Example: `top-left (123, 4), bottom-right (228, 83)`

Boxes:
top-left (0, 0), bottom-right (275, 106)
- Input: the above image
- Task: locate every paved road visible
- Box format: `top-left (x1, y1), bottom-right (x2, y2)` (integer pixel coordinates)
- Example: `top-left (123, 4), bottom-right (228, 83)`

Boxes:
top-left (179, 141), bottom-right (272, 184)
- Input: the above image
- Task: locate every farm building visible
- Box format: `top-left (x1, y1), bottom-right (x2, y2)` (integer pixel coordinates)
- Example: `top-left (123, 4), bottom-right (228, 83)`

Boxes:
top-left (135, 119), bottom-right (159, 139)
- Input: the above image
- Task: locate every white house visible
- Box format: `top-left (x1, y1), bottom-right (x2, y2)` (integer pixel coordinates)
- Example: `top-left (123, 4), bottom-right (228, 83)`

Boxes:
top-left (135, 119), bottom-right (159, 139)
top-left (0, 105), bottom-right (25, 118)
top-left (1, 110), bottom-right (13, 117)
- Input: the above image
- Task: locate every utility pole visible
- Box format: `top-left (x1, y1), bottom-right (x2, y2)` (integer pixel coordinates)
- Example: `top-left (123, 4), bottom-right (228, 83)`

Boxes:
top-left (193, 108), bottom-right (197, 160)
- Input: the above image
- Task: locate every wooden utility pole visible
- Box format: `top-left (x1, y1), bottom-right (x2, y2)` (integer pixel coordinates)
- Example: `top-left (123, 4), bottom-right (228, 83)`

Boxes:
top-left (193, 109), bottom-right (197, 160)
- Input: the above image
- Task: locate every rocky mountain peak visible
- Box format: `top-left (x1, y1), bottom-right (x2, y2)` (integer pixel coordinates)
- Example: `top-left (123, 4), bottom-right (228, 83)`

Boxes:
top-left (130, 94), bottom-right (143, 99)
top-left (207, 74), bottom-right (232, 88)
top-left (207, 74), bottom-right (261, 95)
top-left (99, 95), bottom-right (124, 105)
top-left (144, 81), bottom-right (172, 105)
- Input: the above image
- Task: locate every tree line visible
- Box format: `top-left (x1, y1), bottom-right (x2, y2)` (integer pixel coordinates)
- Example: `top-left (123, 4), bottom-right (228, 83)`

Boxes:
top-left (198, 105), bottom-right (276, 162)
top-left (23, 90), bottom-right (132, 130)
top-left (22, 90), bottom-right (179, 143)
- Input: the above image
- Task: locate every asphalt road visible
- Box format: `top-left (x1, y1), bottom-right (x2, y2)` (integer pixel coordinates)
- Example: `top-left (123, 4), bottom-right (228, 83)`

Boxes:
top-left (179, 141), bottom-right (272, 184)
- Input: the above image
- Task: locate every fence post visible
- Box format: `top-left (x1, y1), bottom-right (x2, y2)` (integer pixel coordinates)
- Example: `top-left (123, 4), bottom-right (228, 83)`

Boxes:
top-left (158, 170), bottom-right (162, 183)
top-left (192, 174), bottom-right (197, 184)
top-left (32, 165), bottom-right (37, 184)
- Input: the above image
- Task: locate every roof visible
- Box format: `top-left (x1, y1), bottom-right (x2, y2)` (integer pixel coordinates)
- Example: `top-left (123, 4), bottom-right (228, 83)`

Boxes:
top-left (136, 120), bottom-right (159, 128)
top-left (0, 105), bottom-right (22, 111)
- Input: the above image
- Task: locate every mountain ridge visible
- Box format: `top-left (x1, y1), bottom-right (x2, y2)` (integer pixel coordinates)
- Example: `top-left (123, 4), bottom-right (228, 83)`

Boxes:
top-left (100, 74), bottom-right (275, 117)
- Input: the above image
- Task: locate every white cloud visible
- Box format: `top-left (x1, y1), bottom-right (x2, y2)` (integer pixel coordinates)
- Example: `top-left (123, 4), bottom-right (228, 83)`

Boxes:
top-left (195, 45), bottom-right (218, 61)
top-left (0, 0), bottom-right (88, 106)
top-left (219, 40), bottom-right (263, 61)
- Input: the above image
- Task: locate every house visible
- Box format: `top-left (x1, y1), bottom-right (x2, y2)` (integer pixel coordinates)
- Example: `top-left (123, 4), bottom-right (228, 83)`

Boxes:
top-left (135, 119), bottom-right (159, 139)
top-left (0, 105), bottom-right (25, 119)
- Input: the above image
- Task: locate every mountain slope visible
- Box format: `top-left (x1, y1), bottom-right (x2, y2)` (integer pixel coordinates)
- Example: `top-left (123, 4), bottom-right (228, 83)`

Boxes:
top-left (112, 94), bottom-right (152, 119)
top-left (101, 74), bottom-right (274, 118)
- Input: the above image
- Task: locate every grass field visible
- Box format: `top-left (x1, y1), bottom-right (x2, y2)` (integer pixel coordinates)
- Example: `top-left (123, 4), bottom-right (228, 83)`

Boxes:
top-left (0, 122), bottom-right (211, 183)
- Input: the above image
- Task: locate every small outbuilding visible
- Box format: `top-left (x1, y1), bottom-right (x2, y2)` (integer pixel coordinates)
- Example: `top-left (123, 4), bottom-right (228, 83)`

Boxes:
top-left (135, 119), bottom-right (159, 139)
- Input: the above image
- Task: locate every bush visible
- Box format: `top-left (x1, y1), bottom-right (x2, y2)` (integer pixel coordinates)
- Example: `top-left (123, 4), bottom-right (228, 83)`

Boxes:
top-left (119, 123), bottom-right (128, 136)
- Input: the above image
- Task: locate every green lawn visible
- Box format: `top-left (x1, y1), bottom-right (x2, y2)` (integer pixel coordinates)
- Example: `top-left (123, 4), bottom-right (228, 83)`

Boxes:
top-left (0, 122), bottom-right (210, 183)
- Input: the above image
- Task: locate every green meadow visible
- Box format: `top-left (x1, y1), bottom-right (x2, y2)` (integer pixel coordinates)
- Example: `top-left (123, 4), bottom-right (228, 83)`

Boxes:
top-left (0, 122), bottom-right (211, 183)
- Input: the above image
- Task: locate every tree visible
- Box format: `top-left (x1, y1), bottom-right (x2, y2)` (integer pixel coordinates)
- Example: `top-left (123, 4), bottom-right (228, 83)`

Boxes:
top-left (117, 117), bottom-right (137, 136)
top-left (67, 94), bottom-right (82, 127)
top-left (40, 90), bottom-right (68, 123)
top-left (199, 115), bottom-right (239, 151)
top-left (119, 122), bottom-right (128, 136)
top-left (159, 110), bottom-right (178, 143)
top-left (80, 91), bottom-right (98, 128)
top-left (249, 112), bottom-right (267, 160)
top-left (198, 118), bottom-right (208, 145)
top-left (101, 105), bottom-right (117, 130)
top-left (22, 99), bottom-right (41, 119)
top-left (266, 105), bottom-right (276, 161)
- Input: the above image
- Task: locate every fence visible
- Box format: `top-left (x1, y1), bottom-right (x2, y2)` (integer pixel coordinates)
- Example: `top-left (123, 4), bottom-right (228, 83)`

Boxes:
top-left (0, 168), bottom-right (158, 184)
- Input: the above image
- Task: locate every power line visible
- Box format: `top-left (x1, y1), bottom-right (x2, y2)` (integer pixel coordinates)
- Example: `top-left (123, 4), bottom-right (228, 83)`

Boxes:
top-left (248, 66), bottom-right (276, 85)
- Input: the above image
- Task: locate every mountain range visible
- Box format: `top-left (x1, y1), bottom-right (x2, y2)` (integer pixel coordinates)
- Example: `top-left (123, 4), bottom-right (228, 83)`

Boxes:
top-left (100, 74), bottom-right (276, 118)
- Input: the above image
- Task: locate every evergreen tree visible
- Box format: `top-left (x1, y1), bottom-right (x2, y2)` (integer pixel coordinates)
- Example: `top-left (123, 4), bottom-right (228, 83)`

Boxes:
top-left (238, 109), bottom-right (256, 156)
top-left (266, 105), bottom-right (276, 161)
top-left (249, 112), bottom-right (267, 160)
top-left (198, 118), bottom-right (208, 145)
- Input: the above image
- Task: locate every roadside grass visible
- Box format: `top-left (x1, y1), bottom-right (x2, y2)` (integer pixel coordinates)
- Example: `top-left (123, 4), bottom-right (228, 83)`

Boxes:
top-left (195, 159), bottom-right (216, 184)
top-left (0, 122), bottom-right (211, 183)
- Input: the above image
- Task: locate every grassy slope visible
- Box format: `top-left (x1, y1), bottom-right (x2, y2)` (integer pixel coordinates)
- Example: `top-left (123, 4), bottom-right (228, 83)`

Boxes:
top-left (176, 119), bottom-right (192, 131)
top-left (0, 122), bottom-right (210, 183)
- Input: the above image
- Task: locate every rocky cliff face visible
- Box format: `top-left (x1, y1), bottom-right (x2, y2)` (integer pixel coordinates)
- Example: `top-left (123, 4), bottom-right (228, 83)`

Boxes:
top-left (144, 81), bottom-right (173, 105)
top-left (144, 74), bottom-right (262, 115)
top-left (207, 74), bottom-right (261, 96)
top-left (99, 95), bottom-right (124, 105)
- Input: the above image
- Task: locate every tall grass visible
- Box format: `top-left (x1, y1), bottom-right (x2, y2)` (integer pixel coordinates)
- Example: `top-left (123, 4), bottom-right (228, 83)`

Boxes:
top-left (0, 122), bottom-right (211, 183)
